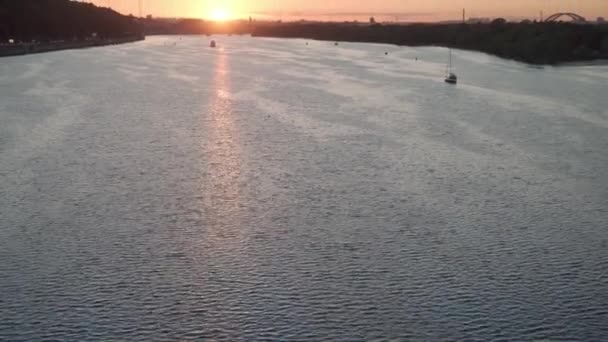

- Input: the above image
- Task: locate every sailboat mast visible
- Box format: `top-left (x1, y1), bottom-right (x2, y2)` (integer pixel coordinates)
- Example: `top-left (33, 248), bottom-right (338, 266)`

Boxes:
top-left (446, 48), bottom-right (452, 75)
top-left (449, 48), bottom-right (452, 72)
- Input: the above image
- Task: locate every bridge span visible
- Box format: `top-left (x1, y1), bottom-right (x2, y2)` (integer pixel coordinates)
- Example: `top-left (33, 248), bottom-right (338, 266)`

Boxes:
top-left (545, 13), bottom-right (586, 23)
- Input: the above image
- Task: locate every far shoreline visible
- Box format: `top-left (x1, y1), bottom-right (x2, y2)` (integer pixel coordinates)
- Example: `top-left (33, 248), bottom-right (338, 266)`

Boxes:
top-left (250, 22), bottom-right (608, 66)
top-left (142, 32), bottom-right (608, 67)
top-left (0, 36), bottom-right (145, 58)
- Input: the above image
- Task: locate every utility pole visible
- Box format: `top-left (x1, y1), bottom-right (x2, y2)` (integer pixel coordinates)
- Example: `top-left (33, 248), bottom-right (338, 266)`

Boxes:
top-left (138, 0), bottom-right (142, 18)
top-left (462, 8), bottom-right (465, 23)
top-left (540, 10), bottom-right (544, 22)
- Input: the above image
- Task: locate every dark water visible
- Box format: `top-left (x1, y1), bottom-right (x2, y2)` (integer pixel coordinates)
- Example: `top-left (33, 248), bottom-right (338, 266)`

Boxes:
top-left (1, 36), bottom-right (607, 341)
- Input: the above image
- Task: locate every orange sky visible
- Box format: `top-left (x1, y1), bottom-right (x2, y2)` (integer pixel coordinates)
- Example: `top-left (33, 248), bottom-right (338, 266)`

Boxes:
top-left (87, 0), bottom-right (608, 21)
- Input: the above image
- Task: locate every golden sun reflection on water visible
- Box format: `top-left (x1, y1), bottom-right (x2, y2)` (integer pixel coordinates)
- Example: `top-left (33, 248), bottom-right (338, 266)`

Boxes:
top-left (203, 50), bottom-right (245, 224)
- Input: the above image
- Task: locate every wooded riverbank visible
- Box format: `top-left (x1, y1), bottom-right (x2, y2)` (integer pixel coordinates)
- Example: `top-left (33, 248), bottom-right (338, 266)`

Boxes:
top-left (0, 36), bottom-right (144, 58)
top-left (253, 22), bottom-right (608, 65)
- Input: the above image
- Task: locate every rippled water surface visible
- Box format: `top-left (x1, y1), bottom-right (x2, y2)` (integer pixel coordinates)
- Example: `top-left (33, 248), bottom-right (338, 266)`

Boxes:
top-left (1, 36), bottom-right (608, 341)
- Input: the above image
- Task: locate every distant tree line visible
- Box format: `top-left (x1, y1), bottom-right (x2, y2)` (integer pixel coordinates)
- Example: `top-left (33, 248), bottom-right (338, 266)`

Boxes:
top-left (253, 21), bottom-right (608, 64)
top-left (0, 0), bottom-right (143, 43)
top-left (142, 18), bottom-right (253, 36)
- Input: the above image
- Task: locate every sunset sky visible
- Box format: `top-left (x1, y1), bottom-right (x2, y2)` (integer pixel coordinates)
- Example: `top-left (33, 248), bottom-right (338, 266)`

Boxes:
top-left (87, 0), bottom-right (608, 22)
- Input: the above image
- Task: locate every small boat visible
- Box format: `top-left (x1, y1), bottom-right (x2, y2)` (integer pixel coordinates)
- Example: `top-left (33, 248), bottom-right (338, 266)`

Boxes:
top-left (445, 72), bottom-right (457, 84)
top-left (210, 40), bottom-right (216, 48)
top-left (444, 48), bottom-right (457, 84)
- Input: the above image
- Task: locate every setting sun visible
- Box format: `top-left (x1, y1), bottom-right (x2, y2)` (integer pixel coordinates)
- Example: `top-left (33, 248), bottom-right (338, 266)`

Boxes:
top-left (210, 8), bottom-right (230, 21)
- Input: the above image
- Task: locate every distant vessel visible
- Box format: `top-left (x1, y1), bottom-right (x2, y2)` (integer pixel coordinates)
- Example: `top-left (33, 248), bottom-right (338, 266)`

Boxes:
top-left (444, 48), bottom-right (457, 84)
top-left (210, 40), bottom-right (216, 48)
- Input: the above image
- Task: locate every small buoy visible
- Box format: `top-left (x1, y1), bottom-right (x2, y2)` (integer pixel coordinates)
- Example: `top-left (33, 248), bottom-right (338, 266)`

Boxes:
top-left (334, 42), bottom-right (339, 46)
top-left (385, 52), bottom-right (388, 55)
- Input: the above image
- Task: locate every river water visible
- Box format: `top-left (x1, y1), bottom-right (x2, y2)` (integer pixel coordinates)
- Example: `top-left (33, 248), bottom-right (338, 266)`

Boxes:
top-left (1, 36), bottom-right (607, 341)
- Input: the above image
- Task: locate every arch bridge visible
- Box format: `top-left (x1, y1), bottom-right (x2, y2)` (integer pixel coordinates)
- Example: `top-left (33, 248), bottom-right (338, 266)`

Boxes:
top-left (545, 13), bottom-right (586, 23)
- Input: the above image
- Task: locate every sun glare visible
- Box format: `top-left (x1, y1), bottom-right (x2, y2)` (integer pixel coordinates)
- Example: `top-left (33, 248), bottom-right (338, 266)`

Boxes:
top-left (210, 8), bottom-right (229, 21)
